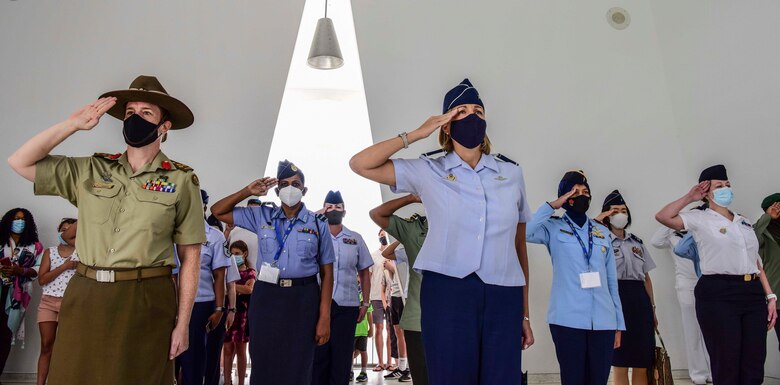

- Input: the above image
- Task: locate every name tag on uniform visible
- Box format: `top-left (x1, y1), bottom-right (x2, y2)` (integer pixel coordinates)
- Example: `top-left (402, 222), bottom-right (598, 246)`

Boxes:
top-left (258, 262), bottom-right (280, 284)
top-left (580, 272), bottom-right (601, 289)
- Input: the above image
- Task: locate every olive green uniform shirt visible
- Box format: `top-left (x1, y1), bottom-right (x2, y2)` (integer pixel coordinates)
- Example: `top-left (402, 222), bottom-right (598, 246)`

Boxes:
top-left (755, 213), bottom-right (780, 296)
top-left (33, 151), bottom-right (206, 268)
top-left (386, 214), bottom-right (427, 332)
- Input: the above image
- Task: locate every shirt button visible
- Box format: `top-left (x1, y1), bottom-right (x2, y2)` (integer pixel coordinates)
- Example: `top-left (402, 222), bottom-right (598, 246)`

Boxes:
top-left (114, 228), bottom-right (120, 232)
top-left (480, 217), bottom-right (484, 222)
top-left (477, 235), bottom-right (482, 240)
top-left (120, 208), bottom-right (126, 213)
top-left (125, 192), bottom-right (130, 196)
top-left (109, 249), bottom-right (115, 253)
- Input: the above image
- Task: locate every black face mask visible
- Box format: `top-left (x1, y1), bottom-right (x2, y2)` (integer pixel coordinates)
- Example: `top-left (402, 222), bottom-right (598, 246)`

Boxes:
top-left (449, 114), bottom-right (487, 149)
top-left (379, 236), bottom-right (388, 246)
top-left (566, 195), bottom-right (591, 214)
top-left (123, 114), bottom-right (162, 148)
top-left (324, 210), bottom-right (345, 225)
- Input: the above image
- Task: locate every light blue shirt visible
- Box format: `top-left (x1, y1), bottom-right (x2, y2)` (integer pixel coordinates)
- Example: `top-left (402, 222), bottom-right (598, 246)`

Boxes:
top-left (526, 203), bottom-right (626, 331)
top-left (392, 152), bottom-right (532, 287)
top-left (673, 233), bottom-right (702, 277)
top-left (233, 203), bottom-right (335, 279)
top-left (330, 226), bottom-right (373, 307)
top-left (174, 222), bottom-right (232, 302)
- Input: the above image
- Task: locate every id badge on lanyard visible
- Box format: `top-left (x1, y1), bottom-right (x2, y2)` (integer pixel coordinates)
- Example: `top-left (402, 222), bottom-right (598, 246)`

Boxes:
top-left (563, 217), bottom-right (602, 289)
top-left (259, 218), bottom-right (295, 284)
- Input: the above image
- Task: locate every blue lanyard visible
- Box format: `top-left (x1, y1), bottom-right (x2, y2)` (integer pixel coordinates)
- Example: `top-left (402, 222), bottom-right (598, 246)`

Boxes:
top-left (563, 216), bottom-right (594, 268)
top-left (273, 218), bottom-right (296, 266)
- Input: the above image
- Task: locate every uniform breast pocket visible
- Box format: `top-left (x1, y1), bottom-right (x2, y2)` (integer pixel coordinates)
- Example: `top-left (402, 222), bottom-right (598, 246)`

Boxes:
top-left (135, 189), bottom-right (177, 233)
top-left (259, 230), bottom-right (277, 254)
top-left (297, 235), bottom-right (318, 261)
top-left (80, 180), bottom-right (121, 224)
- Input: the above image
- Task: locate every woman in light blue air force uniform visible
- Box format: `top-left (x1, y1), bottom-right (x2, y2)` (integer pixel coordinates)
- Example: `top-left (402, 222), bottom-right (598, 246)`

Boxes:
top-left (526, 170), bottom-right (625, 385)
top-left (350, 78), bottom-right (534, 385)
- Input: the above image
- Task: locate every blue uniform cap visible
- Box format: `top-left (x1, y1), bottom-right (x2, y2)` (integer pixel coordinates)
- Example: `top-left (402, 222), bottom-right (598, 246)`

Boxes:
top-left (698, 164), bottom-right (728, 182)
top-left (558, 170), bottom-right (589, 197)
top-left (247, 198), bottom-right (263, 206)
top-left (602, 189), bottom-right (625, 209)
top-left (277, 159), bottom-right (305, 184)
top-left (443, 78), bottom-right (484, 113)
top-left (324, 190), bottom-right (344, 206)
top-left (200, 189), bottom-right (209, 205)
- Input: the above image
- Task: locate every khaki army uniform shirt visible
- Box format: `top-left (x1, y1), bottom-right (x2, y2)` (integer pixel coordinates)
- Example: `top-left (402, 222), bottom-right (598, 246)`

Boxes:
top-left (34, 151), bottom-right (206, 268)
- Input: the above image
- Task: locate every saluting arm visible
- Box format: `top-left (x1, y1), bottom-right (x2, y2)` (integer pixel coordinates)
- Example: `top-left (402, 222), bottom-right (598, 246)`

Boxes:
top-left (382, 241), bottom-right (400, 261)
top-left (369, 194), bottom-right (420, 229)
top-left (656, 181), bottom-right (710, 231)
top-left (212, 177), bottom-right (278, 225)
top-left (350, 109), bottom-right (460, 185)
top-left (8, 98), bottom-right (116, 181)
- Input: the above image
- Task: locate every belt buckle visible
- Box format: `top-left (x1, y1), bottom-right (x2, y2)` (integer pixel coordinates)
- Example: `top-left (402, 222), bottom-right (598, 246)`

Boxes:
top-left (279, 279), bottom-right (293, 288)
top-left (96, 270), bottom-right (115, 283)
top-left (744, 274), bottom-right (752, 282)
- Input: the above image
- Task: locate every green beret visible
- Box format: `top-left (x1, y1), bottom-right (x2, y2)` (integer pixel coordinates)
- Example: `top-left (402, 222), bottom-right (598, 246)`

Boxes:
top-left (761, 193), bottom-right (780, 211)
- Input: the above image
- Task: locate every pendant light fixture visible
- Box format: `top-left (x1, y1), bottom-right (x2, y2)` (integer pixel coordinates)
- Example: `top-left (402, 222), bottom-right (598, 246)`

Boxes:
top-left (307, 0), bottom-right (344, 69)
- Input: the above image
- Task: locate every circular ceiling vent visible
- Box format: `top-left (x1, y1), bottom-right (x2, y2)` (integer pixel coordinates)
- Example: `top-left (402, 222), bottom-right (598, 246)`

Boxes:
top-left (607, 7), bottom-right (631, 30)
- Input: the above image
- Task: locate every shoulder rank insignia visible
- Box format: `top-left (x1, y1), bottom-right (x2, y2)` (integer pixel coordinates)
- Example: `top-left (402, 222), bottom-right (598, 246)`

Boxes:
top-left (405, 214), bottom-right (420, 223)
top-left (94, 152), bottom-right (122, 160)
top-left (169, 160), bottom-right (193, 172)
top-left (741, 220), bottom-right (753, 228)
top-left (493, 153), bottom-right (518, 166)
top-left (343, 238), bottom-right (358, 245)
top-left (142, 175), bottom-right (176, 193)
top-left (299, 228), bottom-right (319, 236)
top-left (631, 246), bottom-right (643, 257)
top-left (315, 213), bottom-right (328, 222)
top-left (629, 234), bottom-right (644, 244)
top-left (422, 149), bottom-right (445, 158)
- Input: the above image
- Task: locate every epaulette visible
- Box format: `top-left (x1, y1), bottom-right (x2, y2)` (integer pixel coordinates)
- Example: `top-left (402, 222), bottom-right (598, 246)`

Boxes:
top-left (93, 152), bottom-right (121, 160)
top-left (551, 215), bottom-right (562, 219)
top-left (262, 201), bottom-right (277, 208)
top-left (629, 234), bottom-right (644, 244)
top-left (315, 213), bottom-right (328, 222)
top-left (404, 214), bottom-right (419, 223)
top-left (421, 149), bottom-right (445, 158)
top-left (170, 160), bottom-right (193, 172)
top-left (493, 153), bottom-right (518, 166)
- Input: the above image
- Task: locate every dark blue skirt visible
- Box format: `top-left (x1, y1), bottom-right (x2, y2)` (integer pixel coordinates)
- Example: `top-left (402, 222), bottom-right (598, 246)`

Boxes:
top-left (612, 280), bottom-right (654, 368)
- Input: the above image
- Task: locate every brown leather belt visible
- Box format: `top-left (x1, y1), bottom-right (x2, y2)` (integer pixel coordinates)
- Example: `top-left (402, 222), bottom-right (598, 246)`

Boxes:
top-left (77, 263), bottom-right (172, 283)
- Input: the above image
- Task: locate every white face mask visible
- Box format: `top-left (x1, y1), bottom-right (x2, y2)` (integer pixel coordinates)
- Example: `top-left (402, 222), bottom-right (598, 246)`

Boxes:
top-left (278, 186), bottom-right (303, 207)
top-left (610, 213), bottom-right (629, 229)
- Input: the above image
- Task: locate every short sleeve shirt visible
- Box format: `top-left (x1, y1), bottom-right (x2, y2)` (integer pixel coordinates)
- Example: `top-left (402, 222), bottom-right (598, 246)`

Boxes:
top-left (330, 226), bottom-right (373, 307)
top-left (611, 233), bottom-right (656, 281)
top-left (679, 209), bottom-right (759, 275)
top-left (232, 203), bottom-right (334, 278)
top-left (391, 152), bottom-right (531, 287)
top-left (33, 152), bottom-right (206, 267)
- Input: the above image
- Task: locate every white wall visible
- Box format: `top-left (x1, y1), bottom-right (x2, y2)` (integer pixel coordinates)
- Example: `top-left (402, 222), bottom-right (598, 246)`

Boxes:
top-left (0, 0), bottom-right (777, 378)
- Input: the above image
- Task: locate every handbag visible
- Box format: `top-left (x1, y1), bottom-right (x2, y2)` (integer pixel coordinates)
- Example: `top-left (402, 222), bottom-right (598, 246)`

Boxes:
top-left (647, 328), bottom-right (674, 385)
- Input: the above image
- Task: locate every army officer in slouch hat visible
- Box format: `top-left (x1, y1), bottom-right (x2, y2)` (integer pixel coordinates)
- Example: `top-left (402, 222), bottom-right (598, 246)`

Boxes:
top-left (8, 75), bottom-right (205, 385)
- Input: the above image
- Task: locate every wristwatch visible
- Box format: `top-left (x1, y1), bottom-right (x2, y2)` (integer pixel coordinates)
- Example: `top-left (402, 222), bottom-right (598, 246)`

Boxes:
top-left (522, 316), bottom-right (530, 322)
top-left (215, 306), bottom-right (226, 312)
top-left (360, 302), bottom-right (371, 308)
top-left (398, 132), bottom-right (409, 149)
top-left (228, 307), bottom-right (237, 313)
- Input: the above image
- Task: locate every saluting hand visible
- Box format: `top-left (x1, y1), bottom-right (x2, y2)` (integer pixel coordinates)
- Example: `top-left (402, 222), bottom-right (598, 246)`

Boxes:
top-left (68, 97), bottom-right (117, 131)
top-left (686, 181), bottom-right (710, 203)
top-left (549, 187), bottom-right (580, 210)
top-left (595, 208), bottom-right (619, 224)
top-left (767, 202), bottom-right (780, 220)
top-left (246, 177), bottom-right (278, 197)
top-left (413, 107), bottom-right (462, 139)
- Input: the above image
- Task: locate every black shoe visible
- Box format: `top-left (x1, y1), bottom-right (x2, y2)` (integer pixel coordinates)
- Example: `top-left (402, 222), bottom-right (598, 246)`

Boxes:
top-left (398, 370), bottom-right (412, 382)
top-left (384, 368), bottom-right (402, 380)
top-left (349, 370), bottom-right (354, 381)
top-left (356, 372), bottom-right (368, 382)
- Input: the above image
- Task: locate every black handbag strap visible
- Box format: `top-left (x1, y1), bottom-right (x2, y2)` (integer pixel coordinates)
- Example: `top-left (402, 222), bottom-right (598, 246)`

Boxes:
top-left (654, 328), bottom-right (667, 350)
